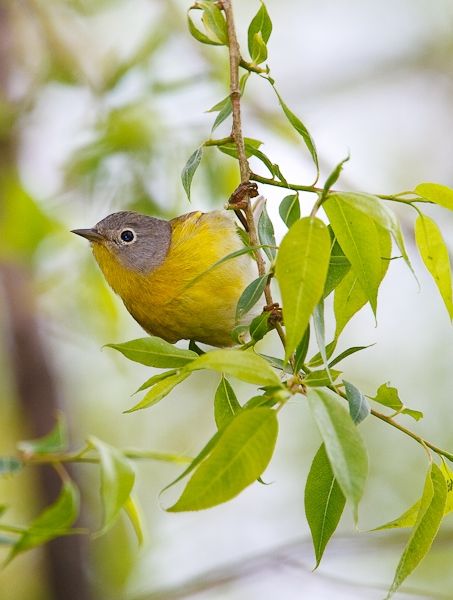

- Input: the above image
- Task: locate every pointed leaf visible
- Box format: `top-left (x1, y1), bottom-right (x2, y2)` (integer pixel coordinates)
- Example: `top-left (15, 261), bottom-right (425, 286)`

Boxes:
top-left (343, 380), bottom-right (370, 424)
top-left (323, 237), bottom-right (350, 298)
top-left (134, 369), bottom-right (178, 394)
top-left (184, 349), bottom-right (281, 387)
top-left (386, 463), bottom-right (447, 599)
top-left (168, 408), bottom-right (278, 511)
top-left (236, 274), bottom-right (268, 321)
top-left (18, 415), bottom-right (68, 455)
top-left (125, 371), bottom-right (190, 413)
top-left (106, 337), bottom-right (197, 368)
top-left (272, 86), bottom-right (318, 173)
top-left (305, 444), bottom-right (346, 567)
top-left (258, 204), bottom-right (276, 261)
top-left (415, 213), bottom-right (453, 320)
top-left (249, 311), bottom-right (272, 343)
top-left (330, 192), bottom-right (411, 273)
top-left (293, 325), bottom-right (310, 373)
top-left (304, 369), bottom-right (342, 387)
top-left (333, 225), bottom-right (391, 337)
top-left (324, 195), bottom-right (383, 313)
top-left (181, 146), bottom-right (203, 201)
top-left (187, 13), bottom-right (224, 46)
top-left (90, 437), bottom-right (135, 532)
top-left (123, 496), bottom-right (144, 546)
top-left (307, 388), bottom-right (368, 522)
top-left (279, 194), bottom-right (300, 228)
top-left (275, 217), bottom-right (331, 359)
top-left (371, 383), bottom-right (423, 421)
top-left (415, 183), bottom-right (453, 210)
top-left (211, 97), bottom-right (232, 132)
top-left (247, 1), bottom-right (272, 57)
top-left (199, 1), bottom-right (228, 45)
top-left (214, 376), bottom-right (241, 429)
top-left (250, 31), bottom-right (268, 64)
top-left (328, 345), bottom-right (374, 368)
top-left (9, 480), bottom-right (79, 559)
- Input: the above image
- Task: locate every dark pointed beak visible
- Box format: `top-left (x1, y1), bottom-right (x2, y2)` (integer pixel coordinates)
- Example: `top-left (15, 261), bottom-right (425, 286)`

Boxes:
top-left (71, 228), bottom-right (104, 242)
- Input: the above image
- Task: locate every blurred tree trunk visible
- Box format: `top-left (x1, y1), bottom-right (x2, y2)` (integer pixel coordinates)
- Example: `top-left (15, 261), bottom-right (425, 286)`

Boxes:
top-left (0, 5), bottom-right (92, 600)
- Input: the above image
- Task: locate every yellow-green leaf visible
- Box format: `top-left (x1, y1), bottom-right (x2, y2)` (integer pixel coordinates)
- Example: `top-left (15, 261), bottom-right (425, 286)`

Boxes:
top-left (168, 408), bottom-right (278, 511)
top-left (305, 444), bottom-right (346, 567)
top-left (275, 217), bottom-right (331, 359)
top-left (415, 182), bottom-right (453, 210)
top-left (324, 195), bottom-right (384, 313)
top-left (386, 463), bottom-right (447, 599)
top-left (415, 213), bottom-right (453, 320)
top-left (90, 437), bottom-right (135, 533)
top-left (184, 349), bottom-right (281, 387)
top-left (307, 388), bottom-right (368, 523)
top-left (214, 376), bottom-right (241, 429)
top-left (106, 337), bottom-right (197, 368)
top-left (125, 371), bottom-right (190, 413)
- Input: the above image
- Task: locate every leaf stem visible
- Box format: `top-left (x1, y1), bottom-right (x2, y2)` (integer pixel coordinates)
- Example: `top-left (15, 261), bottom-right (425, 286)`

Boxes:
top-left (330, 385), bottom-right (453, 463)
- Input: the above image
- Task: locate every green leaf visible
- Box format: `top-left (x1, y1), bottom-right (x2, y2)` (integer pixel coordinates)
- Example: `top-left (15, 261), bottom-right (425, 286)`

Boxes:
top-left (375, 461), bottom-right (453, 531)
top-left (199, 1), bottom-right (228, 44)
top-left (293, 325), bottom-right (310, 373)
top-left (333, 224), bottom-right (391, 337)
top-left (279, 194), bottom-right (300, 228)
top-left (214, 376), bottom-right (241, 429)
top-left (271, 85), bottom-right (319, 174)
top-left (343, 380), bottom-right (370, 424)
top-left (89, 437), bottom-right (135, 532)
top-left (415, 182), bottom-right (453, 210)
top-left (386, 463), bottom-right (447, 599)
top-left (236, 274), bottom-right (268, 321)
top-left (305, 444), bottom-right (346, 567)
top-left (123, 496), bottom-right (144, 546)
top-left (323, 156), bottom-right (350, 194)
top-left (415, 213), bottom-right (453, 320)
top-left (328, 344), bottom-right (374, 368)
top-left (307, 340), bottom-right (337, 368)
top-left (249, 311), bottom-right (271, 343)
top-left (9, 480), bottom-right (79, 560)
top-left (371, 383), bottom-right (423, 421)
top-left (330, 192), bottom-right (411, 273)
top-left (275, 217), bottom-right (331, 359)
top-left (181, 146), bottom-right (203, 201)
top-left (324, 195), bottom-right (383, 313)
top-left (307, 388), bottom-right (368, 522)
top-left (0, 457), bottom-right (23, 476)
top-left (312, 301), bottom-right (331, 377)
top-left (304, 369), bottom-right (342, 387)
top-left (18, 415), bottom-right (68, 455)
top-left (184, 349), bottom-right (282, 387)
top-left (187, 13), bottom-right (224, 46)
top-left (250, 31), bottom-right (267, 64)
top-left (258, 204), bottom-right (276, 261)
top-left (210, 96), bottom-right (232, 132)
top-left (168, 408), bottom-right (278, 511)
top-left (247, 1), bottom-right (272, 57)
top-left (106, 337), bottom-right (197, 368)
top-left (134, 369), bottom-right (178, 394)
top-left (125, 371), bottom-right (190, 413)
top-left (323, 236), bottom-right (350, 298)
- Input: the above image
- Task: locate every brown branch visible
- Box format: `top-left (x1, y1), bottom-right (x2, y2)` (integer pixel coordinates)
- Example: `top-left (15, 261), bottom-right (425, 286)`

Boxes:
top-left (221, 0), bottom-right (286, 346)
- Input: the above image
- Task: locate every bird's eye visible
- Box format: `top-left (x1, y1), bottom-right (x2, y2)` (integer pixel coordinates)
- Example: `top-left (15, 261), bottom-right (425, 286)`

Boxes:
top-left (120, 229), bottom-right (135, 243)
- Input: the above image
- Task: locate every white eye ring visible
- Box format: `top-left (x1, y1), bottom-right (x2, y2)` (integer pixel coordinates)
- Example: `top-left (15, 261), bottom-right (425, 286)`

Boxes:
top-left (120, 228), bottom-right (136, 244)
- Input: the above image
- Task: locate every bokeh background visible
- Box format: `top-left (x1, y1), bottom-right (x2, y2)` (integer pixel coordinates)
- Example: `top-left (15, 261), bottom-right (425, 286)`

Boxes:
top-left (1, 1), bottom-right (453, 598)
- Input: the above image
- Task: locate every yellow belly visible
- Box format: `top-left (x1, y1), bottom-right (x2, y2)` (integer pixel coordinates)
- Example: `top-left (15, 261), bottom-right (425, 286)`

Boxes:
top-left (94, 211), bottom-right (256, 346)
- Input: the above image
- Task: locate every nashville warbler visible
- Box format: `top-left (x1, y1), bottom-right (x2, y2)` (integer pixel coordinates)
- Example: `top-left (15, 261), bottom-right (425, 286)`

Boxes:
top-left (72, 210), bottom-right (256, 346)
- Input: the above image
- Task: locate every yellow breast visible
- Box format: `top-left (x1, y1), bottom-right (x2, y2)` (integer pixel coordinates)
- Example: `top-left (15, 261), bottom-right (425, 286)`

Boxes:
top-left (92, 211), bottom-right (256, 346)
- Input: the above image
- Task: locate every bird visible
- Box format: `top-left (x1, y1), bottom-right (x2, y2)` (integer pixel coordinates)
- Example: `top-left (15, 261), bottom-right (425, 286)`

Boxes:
top-left (72, 210), bottom-right (257, 347)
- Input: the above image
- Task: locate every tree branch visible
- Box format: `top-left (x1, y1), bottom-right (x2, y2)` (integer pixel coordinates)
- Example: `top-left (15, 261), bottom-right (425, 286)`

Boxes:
top-left (222, 0), bottom-right (286, 345)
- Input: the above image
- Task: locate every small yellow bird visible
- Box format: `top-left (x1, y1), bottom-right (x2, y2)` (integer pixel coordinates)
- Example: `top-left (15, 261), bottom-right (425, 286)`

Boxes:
top-left (72, 210), bottom-right (256, 347)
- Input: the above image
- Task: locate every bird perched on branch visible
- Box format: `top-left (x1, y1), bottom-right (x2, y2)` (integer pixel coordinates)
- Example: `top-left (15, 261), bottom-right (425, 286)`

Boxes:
top-left (72, 210), bottom-right (256, 347)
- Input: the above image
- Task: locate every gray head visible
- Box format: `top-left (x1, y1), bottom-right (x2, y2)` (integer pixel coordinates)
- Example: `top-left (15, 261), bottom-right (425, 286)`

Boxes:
top-left (72, 211), bottom-right (172, 273)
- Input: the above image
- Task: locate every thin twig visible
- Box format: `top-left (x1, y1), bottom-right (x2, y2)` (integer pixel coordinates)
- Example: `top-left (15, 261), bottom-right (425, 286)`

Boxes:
top-left (222, 0), bottom-right (286, 346)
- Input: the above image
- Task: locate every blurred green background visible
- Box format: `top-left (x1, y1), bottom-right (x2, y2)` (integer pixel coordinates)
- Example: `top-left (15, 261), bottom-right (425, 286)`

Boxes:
top-left (1, 1), bottom-right (453, 598)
